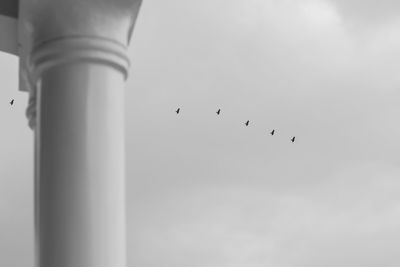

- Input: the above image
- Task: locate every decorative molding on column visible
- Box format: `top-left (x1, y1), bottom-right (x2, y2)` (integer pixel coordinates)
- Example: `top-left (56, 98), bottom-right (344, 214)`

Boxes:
top-left (30, 36), bottom-right (130, 81)
top-left (18, 0), bottom-right (142, 92)
top-left (24, 35), bottom-right (130, 130)
top-left (26, 84), bottom-right (36, 129)
top-left (18, 0), bottom-right (142, 130)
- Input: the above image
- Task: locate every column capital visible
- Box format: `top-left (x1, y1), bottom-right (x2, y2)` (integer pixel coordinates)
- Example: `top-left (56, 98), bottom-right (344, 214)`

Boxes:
top-left (18, 0), bottom-right (142, 92)
top-left (20, 0), bottom-right (142, 129)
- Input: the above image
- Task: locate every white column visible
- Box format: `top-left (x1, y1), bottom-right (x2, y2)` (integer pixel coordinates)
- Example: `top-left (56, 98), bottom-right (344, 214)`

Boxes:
top-left (34, 37), bottom-right (127, 267)
top-left (20, 1), bottom-right (142, 267)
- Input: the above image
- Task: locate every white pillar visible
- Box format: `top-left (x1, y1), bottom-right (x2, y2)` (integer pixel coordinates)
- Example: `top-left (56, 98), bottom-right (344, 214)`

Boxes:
top-left (34, 37), bottom-right (127, 267)
top-left (20, 1), bottom-right (142, 267)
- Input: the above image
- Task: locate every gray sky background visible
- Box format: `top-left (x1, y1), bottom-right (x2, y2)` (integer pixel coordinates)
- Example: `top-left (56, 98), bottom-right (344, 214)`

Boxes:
top-left (1, 0), bottom-right (400, 266)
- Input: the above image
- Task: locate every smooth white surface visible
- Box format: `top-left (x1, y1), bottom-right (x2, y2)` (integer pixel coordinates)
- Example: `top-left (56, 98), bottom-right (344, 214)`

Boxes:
top-left (36, 62), bottom-right (126, 267)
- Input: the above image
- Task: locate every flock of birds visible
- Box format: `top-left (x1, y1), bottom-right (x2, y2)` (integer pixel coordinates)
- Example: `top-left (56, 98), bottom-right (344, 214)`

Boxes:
top-left (8, 100), bottom-right (296, 143)
top-left (175, 107), bottom-right (296, 143)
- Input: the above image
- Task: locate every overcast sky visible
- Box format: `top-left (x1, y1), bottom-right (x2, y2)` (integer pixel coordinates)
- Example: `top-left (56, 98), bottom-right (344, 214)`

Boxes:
top-left (1, 0), bottom-right (400, 266)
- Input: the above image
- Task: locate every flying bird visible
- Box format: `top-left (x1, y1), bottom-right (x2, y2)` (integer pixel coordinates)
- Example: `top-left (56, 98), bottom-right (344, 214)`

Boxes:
top-left (270, 129), bottom-right (275, 135)
top-left (245, 120), bottom-right (249, 126)
top-left (176, 108), bottom-right (180, 114)
top-left (10, 99), bottom-right (14, 105)
top-left (291, 136), bottom-right (295, 143)
top-left (216, 109), bottom-right (221, 115)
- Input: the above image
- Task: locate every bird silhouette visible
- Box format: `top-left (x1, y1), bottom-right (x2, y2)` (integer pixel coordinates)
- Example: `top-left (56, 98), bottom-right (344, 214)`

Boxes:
top-left (245, 120), bottom-right (249, 126)
top-left (10, 99), bottom-right (14, 105)
top-left (291, 136), bottom-right (295, 143)
top-left (270, 129), bottom-right (275, 135)
top-left (176, 108), bottom-right (180, 114)
top-left (216, 109), bottom-right (221, 115)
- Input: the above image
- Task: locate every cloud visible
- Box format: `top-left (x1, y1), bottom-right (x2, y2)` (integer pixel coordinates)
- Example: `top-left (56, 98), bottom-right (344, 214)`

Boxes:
top-left (329, 0), bottom-right (400, 23)
top-left (128, 162), bottom-right (400, 267)
top-left (127, 3), bottom-right (400, 266)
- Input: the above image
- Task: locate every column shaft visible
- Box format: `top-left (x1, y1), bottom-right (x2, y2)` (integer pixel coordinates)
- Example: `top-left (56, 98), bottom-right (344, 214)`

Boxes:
top-left (35, 61), bottom-right (126, 267)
